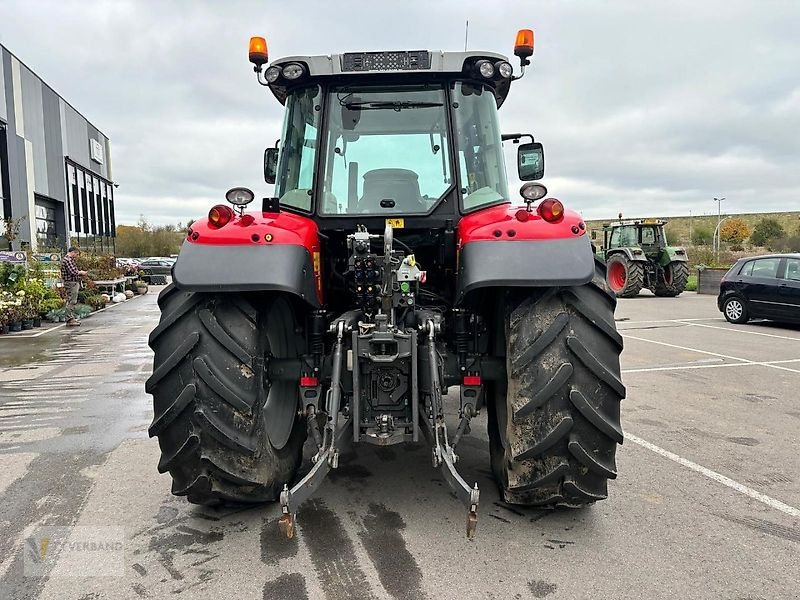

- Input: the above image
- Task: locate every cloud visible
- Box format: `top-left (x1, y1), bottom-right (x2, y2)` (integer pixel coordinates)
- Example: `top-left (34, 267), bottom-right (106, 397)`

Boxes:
top-left (2, 0), bottom-right (798, 224)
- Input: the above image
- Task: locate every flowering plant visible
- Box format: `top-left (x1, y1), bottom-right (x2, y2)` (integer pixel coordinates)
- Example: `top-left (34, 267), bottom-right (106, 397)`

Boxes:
top-left (0, 290), bottom-right (24, 324)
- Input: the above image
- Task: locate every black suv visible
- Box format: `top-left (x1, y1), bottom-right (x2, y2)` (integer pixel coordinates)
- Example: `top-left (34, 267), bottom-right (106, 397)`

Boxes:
top-left (717, 253), bottom-right (800, 324)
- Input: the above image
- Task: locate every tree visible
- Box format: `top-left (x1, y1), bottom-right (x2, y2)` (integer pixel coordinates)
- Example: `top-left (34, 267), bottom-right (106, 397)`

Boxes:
top-left (114, 215), bottom-right (185, 257)
top-left (1, 216), bottom-right (27, 250)
top-left (691, 225), bottom-right (713, 246)
top-left (720, 218), bottom-right (751, 251)
top-left (750, 218), bottom-right (785, 247)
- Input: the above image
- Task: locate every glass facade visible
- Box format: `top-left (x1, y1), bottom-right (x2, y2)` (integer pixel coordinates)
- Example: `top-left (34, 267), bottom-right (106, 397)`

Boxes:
top-left (66, 159), bottom-right (116, 253)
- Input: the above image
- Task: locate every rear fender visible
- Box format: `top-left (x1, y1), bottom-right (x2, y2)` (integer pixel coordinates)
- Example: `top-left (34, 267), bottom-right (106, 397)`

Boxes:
top-left (659, 246), bottom-right (689, 266)
top-left (173, 210), bottom-right (322, 307)
top-left (607, 248), bottom-right (648, 263)
top-left (456, 203), bottom-right (594, 303)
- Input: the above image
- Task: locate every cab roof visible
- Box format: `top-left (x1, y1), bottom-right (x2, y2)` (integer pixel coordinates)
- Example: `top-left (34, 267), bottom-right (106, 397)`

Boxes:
top-left (266, 50), bottom-right (513, 106)
top-left (604, 219), bottom-right (667, 228)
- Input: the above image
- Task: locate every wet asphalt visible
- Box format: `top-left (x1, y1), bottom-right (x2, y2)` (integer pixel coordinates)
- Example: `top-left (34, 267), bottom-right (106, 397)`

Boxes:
top-left (0, 288), bottom-right (798, 599)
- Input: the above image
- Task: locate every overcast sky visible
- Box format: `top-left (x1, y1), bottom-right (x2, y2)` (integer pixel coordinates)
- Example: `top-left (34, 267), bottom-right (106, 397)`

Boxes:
top-left (2, 0), bottom-right (798, 224)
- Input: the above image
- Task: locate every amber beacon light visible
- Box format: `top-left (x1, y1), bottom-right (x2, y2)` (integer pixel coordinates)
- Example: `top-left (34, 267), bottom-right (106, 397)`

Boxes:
top-left (249, 36), bottom-right (269, 66)
top-left (514, 29), bottom-right (534, 62)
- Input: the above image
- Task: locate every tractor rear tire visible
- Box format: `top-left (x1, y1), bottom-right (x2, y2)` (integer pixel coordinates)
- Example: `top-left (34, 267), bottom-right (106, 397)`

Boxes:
top-left (489, 258), bottom-right (625, 507)
top-left (146, 284), bottom-right (306, 505)
top-left (606, 254), bottom-right (644, 298)
top-left (654, 262), bottom-right (689, 297)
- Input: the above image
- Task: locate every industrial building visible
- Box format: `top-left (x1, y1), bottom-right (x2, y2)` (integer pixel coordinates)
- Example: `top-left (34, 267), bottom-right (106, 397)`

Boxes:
top-left (0, 44), bottom-right (115, 252)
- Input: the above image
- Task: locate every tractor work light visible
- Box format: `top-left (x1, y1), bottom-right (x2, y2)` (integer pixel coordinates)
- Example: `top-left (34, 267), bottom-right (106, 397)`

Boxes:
top-left (282, 63), bottom-right (306, 80)
top-left (249, 36), bottom-right (269, 66)
top-left (225, 186), bottom-right (255, 207)
top-left (475, 60), bottom-right (495, 78)
top-left (514, 29), bottom-right (534, 60)
top-left (208, 204), bottom-right (234, 228)
top-left (520, 182), bottom-right (548, 202)
top-left (537, 198), bottom-right (564, 223)
top-left (496, 61), bottom-right (513, 78)
top-left (264, 66), bottom-right (281, 83)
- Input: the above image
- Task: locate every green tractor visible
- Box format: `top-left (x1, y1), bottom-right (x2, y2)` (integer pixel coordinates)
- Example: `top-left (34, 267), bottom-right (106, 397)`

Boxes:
top-left (599, 218), bottom-right (689, 298)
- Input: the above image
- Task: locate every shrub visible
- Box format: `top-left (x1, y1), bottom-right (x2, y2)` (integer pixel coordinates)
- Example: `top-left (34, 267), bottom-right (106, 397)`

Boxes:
top-left (691, 225), bottom-right (713, 246)
top-left (772, 235), bottom-right (800, 253)
top-left (78, 290), bottom-right (99, 304)
top-left (39, 298), bottom-right (65, 314)
top-left (750, 218), bottom-right (785, 247)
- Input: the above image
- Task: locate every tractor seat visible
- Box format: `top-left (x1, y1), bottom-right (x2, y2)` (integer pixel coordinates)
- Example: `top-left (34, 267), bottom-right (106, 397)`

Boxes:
top-left (358, 169), bottom-right (425, 213)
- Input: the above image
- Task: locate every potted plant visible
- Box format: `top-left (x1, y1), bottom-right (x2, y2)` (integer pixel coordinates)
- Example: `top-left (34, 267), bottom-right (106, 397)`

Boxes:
top-left (6, 291), bottom-right (24, 332)
top-left (21, 278), bottom-right (47, 327)
top-left (0, 291), bottom-right (12, 334)
top-left (134, 279), bottom-right (149, 295)
top-left (40, 298), bottom-right (64, 321)
top-left (88, 295), bottom-right (107, 311)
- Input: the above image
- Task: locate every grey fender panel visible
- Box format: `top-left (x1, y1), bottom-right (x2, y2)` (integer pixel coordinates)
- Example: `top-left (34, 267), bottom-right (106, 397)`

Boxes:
top-left (607, 248), bottom-right (648, 262)
top-left (457, 237), bottom-right (595, 302)
top-left (172, 241), bottom-right (320, 307)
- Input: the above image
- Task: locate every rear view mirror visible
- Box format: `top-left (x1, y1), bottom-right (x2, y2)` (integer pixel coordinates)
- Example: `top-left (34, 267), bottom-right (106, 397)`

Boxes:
top-left (518, 142), bottom-right (544, 180)
top-left (264, 148), bottom-right (278, 184)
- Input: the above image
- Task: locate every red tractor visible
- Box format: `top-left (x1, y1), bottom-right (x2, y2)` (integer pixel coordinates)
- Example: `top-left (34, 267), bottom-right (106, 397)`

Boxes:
top-left (147, 30), bottom-right (624, 538)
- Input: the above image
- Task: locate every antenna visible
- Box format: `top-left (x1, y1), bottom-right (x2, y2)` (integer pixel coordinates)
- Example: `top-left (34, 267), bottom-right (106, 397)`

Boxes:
top-left (464, 20), bottom-right (469, 51)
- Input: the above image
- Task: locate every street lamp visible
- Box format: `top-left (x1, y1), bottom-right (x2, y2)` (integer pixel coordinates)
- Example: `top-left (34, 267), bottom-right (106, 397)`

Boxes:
top-left (713, 216), bottom-right (730, 264)
top-left (713, 197), bottom-right (726, 261)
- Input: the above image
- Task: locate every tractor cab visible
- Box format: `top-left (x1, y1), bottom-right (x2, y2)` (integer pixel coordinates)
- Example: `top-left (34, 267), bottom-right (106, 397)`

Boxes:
top-left (258, 48), bottom-right (543, 233)
top-left (246, 34), bottom-right (559, 314)
top-left (604, 219), bottom-right (668, 258)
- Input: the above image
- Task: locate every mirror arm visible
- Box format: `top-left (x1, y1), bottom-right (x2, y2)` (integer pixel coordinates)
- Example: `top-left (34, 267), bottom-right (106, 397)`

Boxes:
top-left (501, 133), bottom-right (534, 144)
top-left (255, 67), bottom-right (271, 87)
top-left (511, 62), bottom-right (528, 82)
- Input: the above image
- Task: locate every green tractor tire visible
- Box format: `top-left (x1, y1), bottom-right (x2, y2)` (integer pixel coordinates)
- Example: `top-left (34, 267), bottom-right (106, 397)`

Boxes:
top-left (654, 262), bottom-right (689, 297)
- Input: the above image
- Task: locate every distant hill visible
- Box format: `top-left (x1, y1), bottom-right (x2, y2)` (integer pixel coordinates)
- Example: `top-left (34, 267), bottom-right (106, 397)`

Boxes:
top-left (585, 211), bottom-right (800, 246)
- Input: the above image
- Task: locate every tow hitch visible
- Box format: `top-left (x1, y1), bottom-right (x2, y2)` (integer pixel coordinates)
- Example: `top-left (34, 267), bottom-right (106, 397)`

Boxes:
top-left (419, 319), bottom-right (480, 538)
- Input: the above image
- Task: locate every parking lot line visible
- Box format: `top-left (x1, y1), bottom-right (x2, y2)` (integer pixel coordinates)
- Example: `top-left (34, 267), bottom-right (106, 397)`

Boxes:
top-left (622, 358), bottom-right (800, 374)
top-left (680, 321), bottom-right (800, 342)
top-left (626, 432), bottom-right (800, 518)
top-left (623, 334), bottom-right (800, 374)
top-left (617, 318), bottom-right (720, 324)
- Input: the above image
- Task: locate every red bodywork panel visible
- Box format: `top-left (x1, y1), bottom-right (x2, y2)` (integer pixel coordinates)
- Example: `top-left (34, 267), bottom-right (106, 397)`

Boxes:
top-left (187, 210), bottom-right (323, 303)
top-left (457, 201), bottom-right (586, 247)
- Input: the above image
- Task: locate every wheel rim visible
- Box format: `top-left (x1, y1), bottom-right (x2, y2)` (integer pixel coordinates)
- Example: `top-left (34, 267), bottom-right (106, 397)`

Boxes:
top-left (263, 297), bottom-right (299, 450)
top-left (725, 299), bottom-right (743, 320)
top-left (608, 261), bottom-right (627, 291)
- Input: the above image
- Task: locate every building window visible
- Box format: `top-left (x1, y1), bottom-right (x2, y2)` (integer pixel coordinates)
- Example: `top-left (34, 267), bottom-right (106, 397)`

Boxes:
top-left (35, 199), bottom-right (58, 248)
top-left (68, 165), bottom-right (80, 233)
top-left (65, 159), bottom-right (116, 249)
top-left (79, 171), bottom-right (89, 233)
top-left (108, 185), bottom-right (115, 236)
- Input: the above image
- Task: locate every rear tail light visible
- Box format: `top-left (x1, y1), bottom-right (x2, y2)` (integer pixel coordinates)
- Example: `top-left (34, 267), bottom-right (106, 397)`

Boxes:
top-left (208, 205), bottom-right (234, 228)
top-left (537, 198), bottom-right (564, 223)
top-left (515, 209), bottom-right (531, 222)
top-left (463, 375), bottom-right (482, 386)
top-left (299, 376), bottom-right (319, 387)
